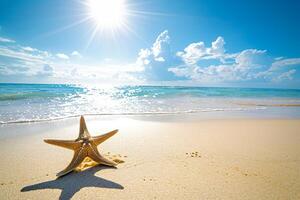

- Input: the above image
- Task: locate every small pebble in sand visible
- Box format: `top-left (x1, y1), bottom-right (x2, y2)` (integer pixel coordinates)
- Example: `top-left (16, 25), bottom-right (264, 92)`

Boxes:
top-left (113, 158), bottom-right (125, 164)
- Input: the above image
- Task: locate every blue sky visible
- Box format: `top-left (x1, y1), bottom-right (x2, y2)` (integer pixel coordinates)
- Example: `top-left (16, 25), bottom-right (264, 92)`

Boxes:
top-left (0, 0), bottom-right (299, 88)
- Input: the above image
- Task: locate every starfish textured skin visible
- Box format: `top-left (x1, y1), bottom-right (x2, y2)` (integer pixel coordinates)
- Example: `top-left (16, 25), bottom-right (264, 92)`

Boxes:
top-left (44, 116), bottom-right (118, 177)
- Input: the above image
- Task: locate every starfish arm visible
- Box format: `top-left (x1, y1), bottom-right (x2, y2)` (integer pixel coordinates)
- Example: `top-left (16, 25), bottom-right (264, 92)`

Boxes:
top-left (88, 144), bottom-right (117, 166)
top-left (44, 139), bottom-right (81, 150)
top-left (57, 147), bottom-right (86, 177)
top-left (79, 116), bottom-right (90, 138)
top-left (92, 129), bottom-right (118, 145)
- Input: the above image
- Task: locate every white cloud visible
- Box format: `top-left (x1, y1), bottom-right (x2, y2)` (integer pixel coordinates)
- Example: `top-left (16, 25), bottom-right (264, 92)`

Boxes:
top-left (270, 58), bottom-right (300, 71)
top-left (134, 33), bottom-right (298, 84)
top-left (0, 36), bottom-right (15, 43)
top-left (171, 37), bottom-right (269, 82)
top-left (176, 36), bottom-right (226, 65)
top-left (275, 56), bottom-right (284, 61)
top-left (151, 30), bottom-right (170, 61)
top-left (136, 48), bottom-right (151, 66)
top-left (136, 30), bottom-right (170, 67)
top-left (0, 45), bottom-right (47, 63)
top-left (0, 35), bottom-right (144, 84)
top-left (56, 53), bottom-right (69, 60)
top-left (0, 39), bottom-right (56, 80)
top-left (0, 32), bottom-right (299, 85)
top-left (71, 51), bottom-right (82, 58)
top-left (134, 30), bottom-right (176, 81)
top-left (22, 46), bottom-right (37, 52)
top-left (234, 49), bottom-right (267, 72)
top-left (208, 36), bottom-right (225, 56)
top-left (273, 69), bottom-right (296, 82)
top-left (169, 64), bottom-right (239, 82)
top-left (176, 42), bottom-right (206, 65)
top-left (168, 66), bottom-right (190, 78)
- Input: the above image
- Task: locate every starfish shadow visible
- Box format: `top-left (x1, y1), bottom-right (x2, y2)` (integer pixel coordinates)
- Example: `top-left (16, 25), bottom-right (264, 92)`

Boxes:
top-left (21, 166), bottom-right (124, 200)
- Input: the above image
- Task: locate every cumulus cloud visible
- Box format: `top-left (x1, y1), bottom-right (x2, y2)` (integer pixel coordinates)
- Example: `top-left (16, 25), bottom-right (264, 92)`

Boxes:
top-left (168, 35), bottom-right (300, 84)
top-left (133, 32), bottom-right (299, 84)
top-left (176, 42), bottom-right (207, 65)
top-left (234, 49), bottom-right (267, 74)
top-left (136, 48), bottom-right (151, 66)
top-left (151, 30), bottom-right (170, 61)
top-left (170, 39), bottom-right (269, 82)
top-left (176, 36), bottom-right (226, 65)
top-left (169, 64), bottom-right (238, 82)
top-left (136, 30), bottom-right (170, 66)
top-left (135, 30), bottom-right (176, 80)
top-left (56, 53), bottom-right (69, 60)
top-left (71, 51), bottom-right (82, 58)
top-left (209, 36), bottom-right (225, 55)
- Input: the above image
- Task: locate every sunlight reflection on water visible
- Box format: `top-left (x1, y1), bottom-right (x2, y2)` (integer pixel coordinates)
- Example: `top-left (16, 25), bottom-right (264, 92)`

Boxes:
top-left (1, 83), bottom-right (300, 123)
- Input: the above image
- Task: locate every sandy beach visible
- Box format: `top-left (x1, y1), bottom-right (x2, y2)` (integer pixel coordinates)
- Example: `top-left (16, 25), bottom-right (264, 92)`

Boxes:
top-left (0, 117), bottom-right (299, 200)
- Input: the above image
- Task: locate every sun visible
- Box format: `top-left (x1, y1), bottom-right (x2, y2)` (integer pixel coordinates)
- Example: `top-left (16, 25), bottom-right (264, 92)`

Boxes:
top-left (87, 0), bottom-right (127, 29)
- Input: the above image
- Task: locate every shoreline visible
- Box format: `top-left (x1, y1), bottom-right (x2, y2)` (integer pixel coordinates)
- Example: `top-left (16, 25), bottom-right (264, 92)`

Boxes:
top-left (1, 105), bottom-right (300, 126)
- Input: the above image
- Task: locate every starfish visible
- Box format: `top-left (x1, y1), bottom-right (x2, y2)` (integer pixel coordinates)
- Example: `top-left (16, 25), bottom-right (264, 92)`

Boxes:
top-left (44, 116), bottom-right (118, 177)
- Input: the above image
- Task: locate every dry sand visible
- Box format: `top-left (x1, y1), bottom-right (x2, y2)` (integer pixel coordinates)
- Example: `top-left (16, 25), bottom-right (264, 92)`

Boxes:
top-left (0, 117), bottom-right (299, 199)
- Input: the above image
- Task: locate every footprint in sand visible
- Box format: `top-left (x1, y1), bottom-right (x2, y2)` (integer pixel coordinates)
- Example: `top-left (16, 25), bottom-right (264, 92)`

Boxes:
top-left (186, 152), bottom-right (202, 158)
top-left (143, 178), bottom-right (156, 182)
top-left (105, 152), bottom-right (127, 164)
top-left (229, 166), bottom-right (259, 177)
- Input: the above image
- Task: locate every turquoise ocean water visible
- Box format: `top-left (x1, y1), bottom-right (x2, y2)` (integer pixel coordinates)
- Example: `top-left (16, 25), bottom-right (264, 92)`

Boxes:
top-left (1, 83), bottom-right (300, 124)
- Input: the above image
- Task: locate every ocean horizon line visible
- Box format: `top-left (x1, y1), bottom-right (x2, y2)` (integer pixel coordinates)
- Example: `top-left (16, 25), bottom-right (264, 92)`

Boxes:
top-left (1, 82), bottom-right (300, 91)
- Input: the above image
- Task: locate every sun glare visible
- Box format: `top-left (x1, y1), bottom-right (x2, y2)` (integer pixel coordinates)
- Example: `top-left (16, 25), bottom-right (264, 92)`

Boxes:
top-left (88, 0), bottom-right (127, 29)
